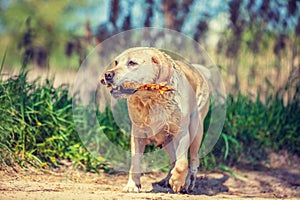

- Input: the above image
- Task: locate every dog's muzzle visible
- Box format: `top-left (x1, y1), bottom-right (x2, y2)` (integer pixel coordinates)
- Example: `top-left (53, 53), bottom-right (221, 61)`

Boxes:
top-left (100, 71), bottom-right (137, 98)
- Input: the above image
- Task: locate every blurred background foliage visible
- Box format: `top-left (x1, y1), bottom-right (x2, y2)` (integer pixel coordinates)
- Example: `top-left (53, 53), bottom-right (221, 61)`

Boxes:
top-left (0, 0), bottom-right (299, 94)
top-left (0, 0), bottom-right (299, 172)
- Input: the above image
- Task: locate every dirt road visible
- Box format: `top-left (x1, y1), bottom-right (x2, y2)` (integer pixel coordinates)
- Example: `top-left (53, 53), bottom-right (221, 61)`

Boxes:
top-left (1, 165), bottom-right (299, 200)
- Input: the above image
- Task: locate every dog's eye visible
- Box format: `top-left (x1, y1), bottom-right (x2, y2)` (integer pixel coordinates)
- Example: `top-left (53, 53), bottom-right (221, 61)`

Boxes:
top-left (114, 60), bottom-right (118, 66)
top-left (128, 61), bottom-right (138, 66)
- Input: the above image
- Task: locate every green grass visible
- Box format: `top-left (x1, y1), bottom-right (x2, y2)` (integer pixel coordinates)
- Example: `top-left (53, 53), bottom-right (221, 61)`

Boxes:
top-left (205, 75), bottom-right (300, 168)
top-left (0, 67), bottom-right (299, 172)
top-left (0, 69), bottom-right (109, 172)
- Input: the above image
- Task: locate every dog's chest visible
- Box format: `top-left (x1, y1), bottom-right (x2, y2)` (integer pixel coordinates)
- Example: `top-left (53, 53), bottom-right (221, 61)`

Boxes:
top-left (128, 91), bottom-right (181, 146)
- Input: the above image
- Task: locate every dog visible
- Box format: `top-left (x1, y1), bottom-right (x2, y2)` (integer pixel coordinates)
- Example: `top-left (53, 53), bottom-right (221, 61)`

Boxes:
top-left (100, 47), bottom-right (210, 193)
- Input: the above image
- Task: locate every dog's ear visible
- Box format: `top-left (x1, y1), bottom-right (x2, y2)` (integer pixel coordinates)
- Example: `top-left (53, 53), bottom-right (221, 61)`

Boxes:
top-left (152, 56), bottom-right (173, 84)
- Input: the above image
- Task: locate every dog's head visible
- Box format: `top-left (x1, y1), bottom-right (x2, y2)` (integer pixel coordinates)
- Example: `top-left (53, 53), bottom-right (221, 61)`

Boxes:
top-left (100, 47), bottom-right (174, 98)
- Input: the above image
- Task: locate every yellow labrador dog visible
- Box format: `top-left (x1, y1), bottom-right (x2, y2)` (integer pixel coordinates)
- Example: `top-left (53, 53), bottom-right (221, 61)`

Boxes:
top-left (100, 47), bottom-right (210, 193)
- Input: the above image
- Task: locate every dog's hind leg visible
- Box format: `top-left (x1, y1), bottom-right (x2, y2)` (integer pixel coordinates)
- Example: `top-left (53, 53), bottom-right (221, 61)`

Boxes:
top-left (183, 102), bottom-right (209, 193)
top-left (183, 120), bottom-right (203, 193)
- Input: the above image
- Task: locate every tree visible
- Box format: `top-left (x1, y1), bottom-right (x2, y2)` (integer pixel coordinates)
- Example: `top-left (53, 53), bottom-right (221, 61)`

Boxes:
top-left (0, 0), bottom-right (90, 68)
top-left (216, 0), bottom-right (300, 91)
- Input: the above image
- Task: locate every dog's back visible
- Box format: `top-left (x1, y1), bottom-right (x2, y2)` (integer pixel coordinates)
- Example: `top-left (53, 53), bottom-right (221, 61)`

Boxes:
top-left (174, 60), bottom-right (210, 113)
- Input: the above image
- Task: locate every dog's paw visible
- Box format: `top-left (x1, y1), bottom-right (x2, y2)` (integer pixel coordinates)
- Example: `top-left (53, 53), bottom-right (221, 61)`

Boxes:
top-left (169, 161), bottom-right (188, 193)
top-left (182, 167), bottom-right (197, 193)
top-left (122, 182), bottom-right (141, 193)
top-left (169, 176), bottom-right (184, 193)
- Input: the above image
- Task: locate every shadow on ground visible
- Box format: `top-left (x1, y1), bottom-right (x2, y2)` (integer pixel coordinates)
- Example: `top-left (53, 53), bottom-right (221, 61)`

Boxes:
top-left (151, 174), bottom-right (229, 195)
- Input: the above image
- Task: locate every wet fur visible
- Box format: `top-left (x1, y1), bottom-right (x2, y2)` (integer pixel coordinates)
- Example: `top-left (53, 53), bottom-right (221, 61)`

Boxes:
top-left (101, 47), bottom-right (210, 193)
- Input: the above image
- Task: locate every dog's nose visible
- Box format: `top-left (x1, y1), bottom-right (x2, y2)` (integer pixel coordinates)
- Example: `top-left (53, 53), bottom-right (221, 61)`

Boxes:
top-left (104, 71), bottom-right (115, 82)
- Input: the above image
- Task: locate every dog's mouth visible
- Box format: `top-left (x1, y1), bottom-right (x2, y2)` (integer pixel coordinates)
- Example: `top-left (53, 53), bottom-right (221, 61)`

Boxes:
top-left (100, 78), bottom-right (174, 99)
top-left (100, 79), bottom-right (139, 98)
top-left (110, 85), bottom-right (137, 98)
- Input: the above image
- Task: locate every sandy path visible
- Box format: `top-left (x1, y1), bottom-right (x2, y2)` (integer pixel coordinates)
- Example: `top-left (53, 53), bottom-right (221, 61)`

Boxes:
top-left (0, 166), bottom-right (299, 200)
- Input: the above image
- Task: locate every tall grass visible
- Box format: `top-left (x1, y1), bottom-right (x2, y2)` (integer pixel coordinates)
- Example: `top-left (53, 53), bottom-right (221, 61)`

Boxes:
top-left (207, 74), bottom-right (300, 168)
top-left (0, 67), bottom-right (299, 172)
top-left (0, 70), bottom-right (108, 172)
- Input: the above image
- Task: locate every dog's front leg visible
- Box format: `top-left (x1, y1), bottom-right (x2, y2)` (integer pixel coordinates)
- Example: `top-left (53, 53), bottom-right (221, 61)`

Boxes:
top-left (156, 141), bottom-right (176, 187)
top-left (123, 126), bottom-right (146, 193)
top-left (169, 131), bottom-right (190, 193)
